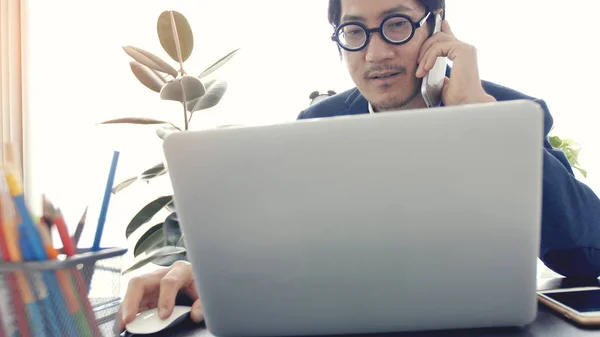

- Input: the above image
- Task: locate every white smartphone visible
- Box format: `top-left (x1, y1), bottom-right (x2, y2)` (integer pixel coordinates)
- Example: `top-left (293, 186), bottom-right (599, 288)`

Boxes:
top-left (537, 287), bottom-right (600, 326)
top-left (421, 13), bottom-right (447, 108)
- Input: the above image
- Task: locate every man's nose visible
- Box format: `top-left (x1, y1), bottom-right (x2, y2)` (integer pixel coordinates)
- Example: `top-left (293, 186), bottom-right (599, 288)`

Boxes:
top-left (365, 33), bottom-right (395, 63)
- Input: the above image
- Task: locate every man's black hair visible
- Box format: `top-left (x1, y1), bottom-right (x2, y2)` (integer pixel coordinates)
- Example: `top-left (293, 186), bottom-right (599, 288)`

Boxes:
top-left (328, 0), bottom-right (446, 33)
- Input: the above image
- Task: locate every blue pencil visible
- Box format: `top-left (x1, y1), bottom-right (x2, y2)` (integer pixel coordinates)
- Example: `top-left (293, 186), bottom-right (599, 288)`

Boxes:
top-left (92, 150), bottom-right (120, 252)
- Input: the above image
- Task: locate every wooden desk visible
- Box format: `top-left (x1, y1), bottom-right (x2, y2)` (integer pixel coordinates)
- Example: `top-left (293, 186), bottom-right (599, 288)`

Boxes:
top-left (123, 278), bottom-right (600, 337)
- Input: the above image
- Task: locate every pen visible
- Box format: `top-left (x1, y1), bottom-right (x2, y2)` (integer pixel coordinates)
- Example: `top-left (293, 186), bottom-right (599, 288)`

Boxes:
top-left (92, 150), bottom-right (120, 252)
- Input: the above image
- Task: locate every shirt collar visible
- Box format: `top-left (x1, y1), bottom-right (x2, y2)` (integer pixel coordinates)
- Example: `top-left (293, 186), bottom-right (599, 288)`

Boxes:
top-left (368, 102), bottom-right (375, 114)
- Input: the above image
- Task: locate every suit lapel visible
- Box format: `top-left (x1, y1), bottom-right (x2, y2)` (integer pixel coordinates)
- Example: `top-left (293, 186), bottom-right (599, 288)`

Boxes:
top-left (344, 88), bottom-right (369, 116)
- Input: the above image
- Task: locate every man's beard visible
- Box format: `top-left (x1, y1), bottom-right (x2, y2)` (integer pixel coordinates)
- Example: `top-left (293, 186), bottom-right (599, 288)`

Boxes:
top-left (364, 65), bottom-right (422, 112)
top-left (372, 83), bottom-right (422, 112)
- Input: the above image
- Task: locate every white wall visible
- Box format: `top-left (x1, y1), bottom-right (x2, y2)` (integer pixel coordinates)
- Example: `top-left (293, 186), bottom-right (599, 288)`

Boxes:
top-left (25, 0), bottom-right (600, 249)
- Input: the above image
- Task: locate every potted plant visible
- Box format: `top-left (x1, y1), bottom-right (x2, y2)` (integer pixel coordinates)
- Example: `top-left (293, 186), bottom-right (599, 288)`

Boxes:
top-left (549, 135), bottom-right (587, 178)
top-left (99, 10), bottom-right (240, 274)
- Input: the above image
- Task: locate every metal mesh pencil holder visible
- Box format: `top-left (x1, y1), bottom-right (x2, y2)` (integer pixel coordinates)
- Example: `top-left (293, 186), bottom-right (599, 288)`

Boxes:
top-left (0, 247), bottom-right (127, 337)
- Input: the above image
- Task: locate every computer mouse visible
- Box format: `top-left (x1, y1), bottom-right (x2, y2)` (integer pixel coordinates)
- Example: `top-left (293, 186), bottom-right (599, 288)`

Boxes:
top-left (125, 305), bottom-right (192, 335)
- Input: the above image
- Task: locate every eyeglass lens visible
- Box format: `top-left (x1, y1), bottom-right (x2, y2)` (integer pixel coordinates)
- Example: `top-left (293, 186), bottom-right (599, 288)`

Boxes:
top-left (337, 16), bottom-right (413, 50)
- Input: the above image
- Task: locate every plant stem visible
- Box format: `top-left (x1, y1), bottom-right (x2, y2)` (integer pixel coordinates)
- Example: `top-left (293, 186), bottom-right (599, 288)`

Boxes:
top-left (169, 11), bottom-right (186, 76)
top-left (180, 81), bottom-right (189, 131)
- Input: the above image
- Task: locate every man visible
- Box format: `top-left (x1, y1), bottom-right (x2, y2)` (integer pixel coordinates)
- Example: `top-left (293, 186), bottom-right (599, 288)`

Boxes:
top-left (117, 0), bottom-right (600, 331)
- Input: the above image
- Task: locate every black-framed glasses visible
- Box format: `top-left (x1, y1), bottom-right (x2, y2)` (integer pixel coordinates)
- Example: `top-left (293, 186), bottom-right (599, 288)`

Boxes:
top-left (331, 12), bottom-right (431, 52)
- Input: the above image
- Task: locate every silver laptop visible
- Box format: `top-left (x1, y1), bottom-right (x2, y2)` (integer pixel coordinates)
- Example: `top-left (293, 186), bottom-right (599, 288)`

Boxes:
top-left (163, 99), bottom-right (545, 337)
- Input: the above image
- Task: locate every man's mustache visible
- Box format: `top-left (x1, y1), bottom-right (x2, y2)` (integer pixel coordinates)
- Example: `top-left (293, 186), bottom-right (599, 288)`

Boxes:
top-left (364, 65), bottom-right (407, 78)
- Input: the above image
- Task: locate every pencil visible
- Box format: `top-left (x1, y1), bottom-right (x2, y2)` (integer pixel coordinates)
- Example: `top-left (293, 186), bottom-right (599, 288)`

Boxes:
top-left (92, 150), bottom-right (120, 252)
top-left (43, 195), bottom-right (75, 256)
top-left (0, 267), bottom-right (13, 337)
top-left (72, 206), bottom-right (88, 247)
top-left (38, 220), bottom-right (94, 337)
top-left (19, 234), bottom-right (61, 337)
top-left (0, 234), bottom-right (21, 337)
top-left (0, 195), bottom-right (34, 337)
top-left (0, 166), bottom-right (62, 337)
top-left (45, 198), bottom-right (104, 337)
top-left (0, 274), bottom-right (7, 337)
top-left (2, 165), bottom-right (78, 337)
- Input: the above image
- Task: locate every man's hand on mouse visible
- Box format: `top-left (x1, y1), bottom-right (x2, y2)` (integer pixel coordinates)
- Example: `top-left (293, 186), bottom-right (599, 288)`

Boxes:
top-left (115, 261), bottom-right (203, 333)
top-left (416, 19), bottom-right (496, 106)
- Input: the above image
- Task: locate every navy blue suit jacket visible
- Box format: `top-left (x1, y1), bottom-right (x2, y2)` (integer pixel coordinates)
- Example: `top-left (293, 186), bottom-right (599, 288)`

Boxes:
top-left (298, 80), bottom-right (600, 279)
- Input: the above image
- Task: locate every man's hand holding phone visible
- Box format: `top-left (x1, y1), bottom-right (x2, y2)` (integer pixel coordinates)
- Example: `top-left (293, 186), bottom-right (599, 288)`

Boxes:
top-left (417, 18), bottom-right (496, 107)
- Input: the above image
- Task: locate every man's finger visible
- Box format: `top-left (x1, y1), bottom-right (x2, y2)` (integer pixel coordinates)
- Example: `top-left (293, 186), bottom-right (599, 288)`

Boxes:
top-left (441, 20), bottom-right (454, 37)
top-left (190, 299), bottom-right (204, 323)
top-left (183, 277), bottom-right (200, 301)
top-left (417, 40), bottom-right (464, 78)
top-left (118, 269), bottom-right (166, 330)
top-left (418, 32), bottom-right (446, 64)
top-left (157, 261), bottom-right (194, 319)
top-left (119, 276), bottom-right (152, 327)
top-left (441, 76), bottom-right (451, 105)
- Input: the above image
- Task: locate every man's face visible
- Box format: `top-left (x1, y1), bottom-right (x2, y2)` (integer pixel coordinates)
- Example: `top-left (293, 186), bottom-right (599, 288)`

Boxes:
top-left (339, 0), bottom-right (431, 111)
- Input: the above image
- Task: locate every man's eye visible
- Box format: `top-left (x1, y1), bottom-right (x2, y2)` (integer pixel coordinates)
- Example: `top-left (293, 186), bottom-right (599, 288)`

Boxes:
top-left (387, 21), bottom-right (407, 29)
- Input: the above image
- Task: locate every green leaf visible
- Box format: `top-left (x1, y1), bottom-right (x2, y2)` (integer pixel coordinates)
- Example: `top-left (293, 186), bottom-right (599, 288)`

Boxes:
top-left (153, 253), bottom-right (188, 267)
top-left (126, 196), bottom-right (173, 238)
top-left (198, 48), bottom-right (241, 79)
top-left (157, 11), bottom-right (194, 64)
top-left (140, 162), bottom-right (167, 181)
top-left (123, 46), bottom-right (178, 78)
top-left (112, 177), bottom-right (138, 194)
top-left (160, 76), bottom-right (206, 103)
top-left (548, 136), bottom-right (560, 148)
top-left (165, 201), bottom-right (176, 213)
top-left (98, 118), bottom-right (174, 126)
top-left (190, 80), bottom-right (228, 112)
top-left (122, 246), bottom-right (187, 275)
top-left (163, 212), bottom-right (181, 246)
top-left (186, 79), bottom-right (215, 112)
top-left (576, 167), bottom-right (588, 178)
top-left (130, 61), bottom-right (166, 93)
top-left (134, 223), bottom-right (164, 257)
top-left (176, 234), bottom-right (185, 248)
